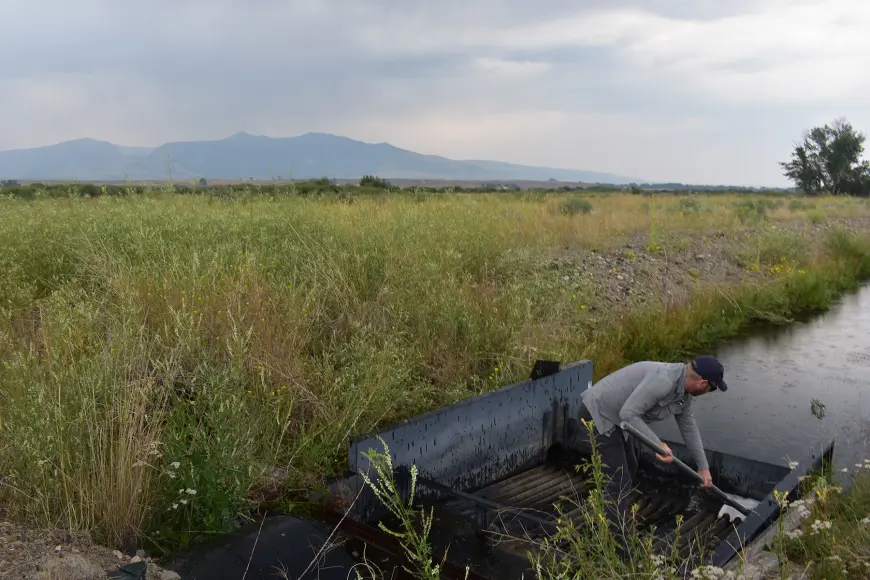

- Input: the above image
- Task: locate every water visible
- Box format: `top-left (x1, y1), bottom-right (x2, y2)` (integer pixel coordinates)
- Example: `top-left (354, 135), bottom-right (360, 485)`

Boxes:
top-left (652, 283), bottom-right (870, 474)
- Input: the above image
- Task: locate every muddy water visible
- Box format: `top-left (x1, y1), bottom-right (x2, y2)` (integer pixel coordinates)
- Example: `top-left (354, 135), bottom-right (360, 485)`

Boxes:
top-left (652, 283), bottom-right (870, 473)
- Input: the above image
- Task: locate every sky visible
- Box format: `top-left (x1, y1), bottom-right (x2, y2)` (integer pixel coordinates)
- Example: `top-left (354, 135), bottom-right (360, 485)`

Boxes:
top-left (1, 0), bottom-right (869, 186)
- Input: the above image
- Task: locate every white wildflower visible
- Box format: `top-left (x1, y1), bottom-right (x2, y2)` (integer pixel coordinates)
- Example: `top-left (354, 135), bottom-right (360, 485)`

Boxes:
top-left (179, 499), bottom-right (187, 505)
top-left (690, 565), bottom-right (734, 580)
top-left (788, 460), bottom-right (799, 470)
top-left (861, 516), bottom-right (870, 526)
top-left (185, 488), bottom-right (197, 495)
top-left (810, 519), bottom-right (832, 535)
top-left (790, 499), bottom-right (812, 519)
top-left (170, 461), bottom-right (180, 469)
top-left (785, 529), bottom-right (803, 539)
top-left (171, 503), bottom-right (178, 510)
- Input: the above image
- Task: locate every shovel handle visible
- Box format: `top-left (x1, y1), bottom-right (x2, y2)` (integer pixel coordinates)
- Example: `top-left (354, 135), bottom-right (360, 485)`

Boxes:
top-left (619, 421), bottom-right (750, 517)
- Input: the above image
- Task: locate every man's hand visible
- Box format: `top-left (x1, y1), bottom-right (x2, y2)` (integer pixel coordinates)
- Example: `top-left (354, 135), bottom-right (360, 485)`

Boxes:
top-left (698, 468), bottom-right (712, 488)
top-left (656, 442), bottom-right (674, 463)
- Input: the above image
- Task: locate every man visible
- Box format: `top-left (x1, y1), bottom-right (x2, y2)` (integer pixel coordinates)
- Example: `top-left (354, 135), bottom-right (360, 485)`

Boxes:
top-left (574, 356), bottom-right (727, 545)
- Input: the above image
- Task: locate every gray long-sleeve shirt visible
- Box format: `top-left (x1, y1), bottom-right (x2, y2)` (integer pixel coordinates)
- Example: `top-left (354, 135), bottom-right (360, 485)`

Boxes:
top-left (580, 361), bottom-right (709, 471)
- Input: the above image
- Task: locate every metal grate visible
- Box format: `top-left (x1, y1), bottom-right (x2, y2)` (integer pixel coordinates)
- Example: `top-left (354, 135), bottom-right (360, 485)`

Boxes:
top-left (418, 449), bottom-right (744, 572)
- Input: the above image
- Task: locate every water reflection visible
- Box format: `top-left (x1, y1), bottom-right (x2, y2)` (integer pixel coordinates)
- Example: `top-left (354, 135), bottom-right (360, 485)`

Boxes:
top-left (652, 285), bottom-right (870, 471)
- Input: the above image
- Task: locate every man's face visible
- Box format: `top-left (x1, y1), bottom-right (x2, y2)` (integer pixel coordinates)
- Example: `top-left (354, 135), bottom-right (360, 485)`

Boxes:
top-left (685, 367), bottom-right (714, 396)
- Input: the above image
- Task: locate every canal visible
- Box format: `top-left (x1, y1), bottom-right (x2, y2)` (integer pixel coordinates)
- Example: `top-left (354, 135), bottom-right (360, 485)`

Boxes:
top-left (653, 282), bottom-right (870, 476)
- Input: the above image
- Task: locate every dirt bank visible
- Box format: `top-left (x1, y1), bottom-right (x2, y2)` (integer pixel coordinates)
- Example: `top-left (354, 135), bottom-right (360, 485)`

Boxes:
top-left (0, 522), bottom-right (179, 580)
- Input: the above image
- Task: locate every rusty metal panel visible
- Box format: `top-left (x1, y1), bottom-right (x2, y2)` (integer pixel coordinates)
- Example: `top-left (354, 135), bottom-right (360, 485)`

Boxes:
top-left (348, 360), bottom-right (593, 494)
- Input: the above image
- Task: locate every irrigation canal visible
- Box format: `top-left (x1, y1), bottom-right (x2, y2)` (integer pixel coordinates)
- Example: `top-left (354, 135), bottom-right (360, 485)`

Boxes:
top-left (653, 282), bottom-right (870, 475)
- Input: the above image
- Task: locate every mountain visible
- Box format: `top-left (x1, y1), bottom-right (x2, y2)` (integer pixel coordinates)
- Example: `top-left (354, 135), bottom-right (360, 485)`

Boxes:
top-left (0, 132), bottom-right (641, 184)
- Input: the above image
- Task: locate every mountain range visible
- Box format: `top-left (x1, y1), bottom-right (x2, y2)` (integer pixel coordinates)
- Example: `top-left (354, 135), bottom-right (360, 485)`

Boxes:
top-left (0, 132), bottom-right (640, 184)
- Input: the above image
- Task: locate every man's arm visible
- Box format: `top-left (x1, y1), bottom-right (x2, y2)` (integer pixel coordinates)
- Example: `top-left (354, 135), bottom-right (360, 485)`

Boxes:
top-left (618, 367), bottom-right (673, 447)
top-left (674, 405), bottom-right (710, 472)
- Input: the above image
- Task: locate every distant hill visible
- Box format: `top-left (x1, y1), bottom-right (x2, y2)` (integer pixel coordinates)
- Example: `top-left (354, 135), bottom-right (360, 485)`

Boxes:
top-left (0, 132), bottom-right (641, 184)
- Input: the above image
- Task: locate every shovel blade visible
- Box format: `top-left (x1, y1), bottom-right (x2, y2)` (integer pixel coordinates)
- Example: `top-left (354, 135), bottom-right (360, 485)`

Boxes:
top-left (717, 494), bottom-right (760, 523)
top-left (718, 504), bottom-right (749, 523)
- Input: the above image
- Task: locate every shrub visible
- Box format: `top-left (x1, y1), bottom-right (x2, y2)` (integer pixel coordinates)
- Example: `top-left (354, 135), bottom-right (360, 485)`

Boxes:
top-left (732, 198), bottom-right (782, 223)
top-left (560, 196), bottom-right (593, 216)
top-left (360, 175), bottom-right (391, 189)
top-left (675, 196), bottom-right (702, 214)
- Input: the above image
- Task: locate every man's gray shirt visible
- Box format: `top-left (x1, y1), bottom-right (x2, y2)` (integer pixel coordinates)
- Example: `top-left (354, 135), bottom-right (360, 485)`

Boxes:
top-left (580, 361), bottom-right (709, 471)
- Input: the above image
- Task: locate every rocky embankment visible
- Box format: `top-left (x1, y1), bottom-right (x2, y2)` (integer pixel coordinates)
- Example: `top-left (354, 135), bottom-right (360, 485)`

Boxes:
top-left (545, 217), bottom-right (870, 313)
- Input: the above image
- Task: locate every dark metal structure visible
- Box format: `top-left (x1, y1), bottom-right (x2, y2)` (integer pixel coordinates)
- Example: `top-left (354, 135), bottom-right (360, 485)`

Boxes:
top-left (324, 360), bottom-right (834, 579)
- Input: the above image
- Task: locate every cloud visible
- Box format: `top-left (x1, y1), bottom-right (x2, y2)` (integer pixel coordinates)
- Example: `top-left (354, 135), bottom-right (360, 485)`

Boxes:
top-left (0, 0), bottom-right (868, 185)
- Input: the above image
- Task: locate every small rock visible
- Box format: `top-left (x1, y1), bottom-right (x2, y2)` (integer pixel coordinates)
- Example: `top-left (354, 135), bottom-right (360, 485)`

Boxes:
top-left (54, 544), bottom-right (62, 553)
top-left (130, 555), bottom-right (142, 563)
top-left (113, 550), bottom-right (125, 560)
top-left (616, 274), bottom-right (624, 281)
top-left (136, 549), bottom-right (147, 558)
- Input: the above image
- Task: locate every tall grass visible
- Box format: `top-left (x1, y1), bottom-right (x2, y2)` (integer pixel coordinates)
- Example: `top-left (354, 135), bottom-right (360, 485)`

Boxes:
top-left (1, 192), bottom-right (870, 554)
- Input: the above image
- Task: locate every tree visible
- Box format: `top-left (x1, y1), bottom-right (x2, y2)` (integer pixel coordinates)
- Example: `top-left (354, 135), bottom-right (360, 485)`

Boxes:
top-left (780, 118), bottom-right (870, 196)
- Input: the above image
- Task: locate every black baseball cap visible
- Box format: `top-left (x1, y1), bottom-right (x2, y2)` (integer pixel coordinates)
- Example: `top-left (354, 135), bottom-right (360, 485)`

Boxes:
top-left (692, 356), bottom-right (728, 391)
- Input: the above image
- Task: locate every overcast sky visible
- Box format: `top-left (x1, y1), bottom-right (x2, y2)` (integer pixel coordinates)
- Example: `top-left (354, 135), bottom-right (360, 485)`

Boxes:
top-left (1, 0), bottom-right (869, 186)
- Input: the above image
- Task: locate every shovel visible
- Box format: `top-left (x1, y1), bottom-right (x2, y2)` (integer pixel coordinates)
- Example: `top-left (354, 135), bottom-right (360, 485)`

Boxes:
top-left (620, 422), bottom-right (758, 522)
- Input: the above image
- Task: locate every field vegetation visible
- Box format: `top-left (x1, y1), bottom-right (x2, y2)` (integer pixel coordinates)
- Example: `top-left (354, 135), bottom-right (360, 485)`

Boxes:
top-left (2, 186), bottom-right (870, 578)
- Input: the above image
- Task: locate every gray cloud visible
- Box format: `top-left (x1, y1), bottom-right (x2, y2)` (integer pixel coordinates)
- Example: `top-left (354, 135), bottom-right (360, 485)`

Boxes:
top-left (1, 0), bottom-right (869, 185)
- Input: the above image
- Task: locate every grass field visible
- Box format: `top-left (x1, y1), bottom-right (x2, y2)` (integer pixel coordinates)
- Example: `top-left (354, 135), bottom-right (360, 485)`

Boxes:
top-left (2, 189), bottom-right (870, 570)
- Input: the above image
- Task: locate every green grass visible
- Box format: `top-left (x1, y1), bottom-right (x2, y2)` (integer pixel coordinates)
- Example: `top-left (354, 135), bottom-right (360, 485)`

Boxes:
top-left (768, 463), bottom-right (870, 579)
top-left (1, 191), bottom-right (870, 560)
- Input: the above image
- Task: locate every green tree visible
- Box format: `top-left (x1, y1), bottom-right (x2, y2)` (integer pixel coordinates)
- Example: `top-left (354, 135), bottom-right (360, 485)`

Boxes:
top-left (780, 118), bottom-right (870, 196)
